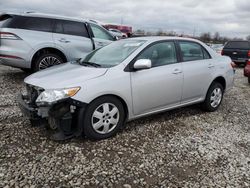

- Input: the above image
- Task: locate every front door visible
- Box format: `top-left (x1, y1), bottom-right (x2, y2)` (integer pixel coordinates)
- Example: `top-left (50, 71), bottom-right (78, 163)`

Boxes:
top-left (89, 23), bottom-right (114, 49)
top-left (131, 41), bottom-right (183, 115)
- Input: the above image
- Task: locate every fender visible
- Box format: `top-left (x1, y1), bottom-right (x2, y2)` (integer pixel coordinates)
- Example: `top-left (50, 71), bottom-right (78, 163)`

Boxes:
top-left (28, 44), bottom-right (69, 67)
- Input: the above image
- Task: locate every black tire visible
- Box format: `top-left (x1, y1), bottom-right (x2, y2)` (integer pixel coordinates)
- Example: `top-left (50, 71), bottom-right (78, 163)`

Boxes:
top-left (82, 96), bottom-right (125, 140)
top-left (201, 82), bottom-right (224, 112)
top-left (20, 68), bottom-right (32, 73)
top-left (248, 77), bottom-right (250, 84)
top-left (33, 53), bottom-right (64, 72)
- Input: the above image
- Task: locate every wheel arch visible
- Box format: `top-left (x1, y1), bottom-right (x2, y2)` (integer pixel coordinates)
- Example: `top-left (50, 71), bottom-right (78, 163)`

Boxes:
top-left (212, 76), bottom-right (226, 90)
top-left (207, 76), bottom-right (226, 94)
top-left (31, 47), bottom-right (68, 69)
top-left (88, 94), bottom-right (129, 121)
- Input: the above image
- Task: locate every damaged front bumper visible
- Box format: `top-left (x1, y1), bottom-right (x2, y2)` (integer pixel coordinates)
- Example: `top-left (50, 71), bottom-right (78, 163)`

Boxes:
top-left (18, 94), bottom-right (87, 141)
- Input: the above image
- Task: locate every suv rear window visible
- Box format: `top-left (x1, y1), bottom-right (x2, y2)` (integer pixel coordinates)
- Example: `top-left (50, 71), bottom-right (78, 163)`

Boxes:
top-left (5, 16), bottom-right (53, 32)
top-left (224, 41), bottom-right (250, 49)
top-left (55, 20), bottom-right (89, 38)
top-left (0, 14), bottom-right (12, 28)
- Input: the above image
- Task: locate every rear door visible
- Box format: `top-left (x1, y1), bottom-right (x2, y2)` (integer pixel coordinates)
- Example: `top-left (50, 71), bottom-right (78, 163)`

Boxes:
top-left (223, 41), bottom-right (249, 62)
top-left (88, 23), bottom-right (114, 49)
top-left (53, 20), bottom-right (94, 61)
top-left (178, 41), bottom-right (214, 103)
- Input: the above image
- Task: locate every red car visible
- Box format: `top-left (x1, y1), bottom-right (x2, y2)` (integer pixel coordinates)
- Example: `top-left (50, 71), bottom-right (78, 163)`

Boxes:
top-left (244, 60), bottom-right (250, 83)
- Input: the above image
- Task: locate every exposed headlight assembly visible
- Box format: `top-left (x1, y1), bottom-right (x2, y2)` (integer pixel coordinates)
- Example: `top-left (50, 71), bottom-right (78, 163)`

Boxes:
top-left (36, 87), bottom-right (80, 105)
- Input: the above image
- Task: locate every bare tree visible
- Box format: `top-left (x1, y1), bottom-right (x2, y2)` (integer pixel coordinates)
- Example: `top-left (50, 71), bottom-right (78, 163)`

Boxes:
top-left (200, 32), bottom-right (211, 43)
top-left (246, 35), bottom-right (250, 41)
top-left (213, 32), bottom-right (220, 43)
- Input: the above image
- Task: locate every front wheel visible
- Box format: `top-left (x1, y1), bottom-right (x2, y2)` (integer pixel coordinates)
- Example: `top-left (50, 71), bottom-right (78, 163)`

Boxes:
top-left (201, 82), bottom-right (224, 112)
top-left (82, 96), bottom-right (125, 140)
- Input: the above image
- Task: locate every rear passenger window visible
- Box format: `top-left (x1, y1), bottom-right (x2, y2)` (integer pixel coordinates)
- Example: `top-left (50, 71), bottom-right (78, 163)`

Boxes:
top-left (0, 14), bottom-right (12, 28)
top-left (24, 17), bottom-right (52, 32)
top-left (55, 20), bottom-right (89, 38)
top-left (179, 42), bottom-right (210, 62)
top-left (7, 16), bottom-right (53, 32)
top-left (203, 48), bottom-right (211, 59)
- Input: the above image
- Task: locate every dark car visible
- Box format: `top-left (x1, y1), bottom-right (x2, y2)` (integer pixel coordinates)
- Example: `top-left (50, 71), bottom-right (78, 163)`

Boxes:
top-left (222, 41), bottom-right (250, 66)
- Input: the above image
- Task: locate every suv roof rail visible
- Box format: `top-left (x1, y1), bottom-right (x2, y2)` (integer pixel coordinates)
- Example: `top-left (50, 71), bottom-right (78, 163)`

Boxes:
top-left (25, 11), bottom-right (36, 14)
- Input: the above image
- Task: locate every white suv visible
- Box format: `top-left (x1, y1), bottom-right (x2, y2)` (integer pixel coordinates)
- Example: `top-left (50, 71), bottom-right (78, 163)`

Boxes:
top-left (0, 12), bottom-right (116, 72)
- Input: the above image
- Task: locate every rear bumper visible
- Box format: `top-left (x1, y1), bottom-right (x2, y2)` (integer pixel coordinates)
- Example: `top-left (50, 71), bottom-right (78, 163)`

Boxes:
top-left (231, 59), bottom-right (248, 64)
top-left (0, 56), bottom-right (29, 69)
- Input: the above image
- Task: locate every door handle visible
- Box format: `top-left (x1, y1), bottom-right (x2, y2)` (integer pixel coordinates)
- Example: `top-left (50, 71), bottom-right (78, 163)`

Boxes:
top-left (208, 64), bottom-right (215, 68)
top-left (97, 42), bottom-right (105, 46)
top-left (172, 69), bottom-right (182, 74)
top-left (59, 38), bottom-right (70, 43)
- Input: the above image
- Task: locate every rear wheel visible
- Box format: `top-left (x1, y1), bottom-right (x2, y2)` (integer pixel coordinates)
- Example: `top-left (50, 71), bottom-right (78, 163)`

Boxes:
top-left (33, 53), bottom-right (64, 72)
top-left (82, 96), bottom-right (125, 140)
top-left (201, 82), bottom-right (224, 112)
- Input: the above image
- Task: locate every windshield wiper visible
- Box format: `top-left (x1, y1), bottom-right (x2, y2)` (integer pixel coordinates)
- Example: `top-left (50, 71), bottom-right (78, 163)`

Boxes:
top-left (76, 59), bottom-right (101, 68)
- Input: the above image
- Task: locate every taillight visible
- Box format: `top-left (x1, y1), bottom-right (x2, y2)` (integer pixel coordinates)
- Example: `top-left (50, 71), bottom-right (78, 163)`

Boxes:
top-left (231, 62), bottom-right (236, 68)
top-left (0, 32), bottom-right (21, 40)
top-left (221, 50), bottom-right (224, 56)
top-left (247, 60), bottom-right (250, 65)
top-left (248, 50), bottom-right (250, 57)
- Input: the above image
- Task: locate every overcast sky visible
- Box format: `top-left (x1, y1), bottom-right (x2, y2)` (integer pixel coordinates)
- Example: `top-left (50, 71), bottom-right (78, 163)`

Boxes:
top-left (0, 0), bottom-right (249, 38)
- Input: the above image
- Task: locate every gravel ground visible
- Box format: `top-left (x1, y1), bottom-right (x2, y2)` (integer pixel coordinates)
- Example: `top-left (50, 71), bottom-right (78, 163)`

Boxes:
top-left (0, 65), bottom-right (250, 187)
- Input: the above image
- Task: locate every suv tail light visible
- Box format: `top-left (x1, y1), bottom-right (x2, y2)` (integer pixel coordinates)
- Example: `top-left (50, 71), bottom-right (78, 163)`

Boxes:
top-left (221, 50), bottom-right (224, 56)
top-left (248, 50), bottom-right (250, 57)
top-left (247, 60), bottom-right (250, 66)
top-left (0, 32), bottom-right (21, 40)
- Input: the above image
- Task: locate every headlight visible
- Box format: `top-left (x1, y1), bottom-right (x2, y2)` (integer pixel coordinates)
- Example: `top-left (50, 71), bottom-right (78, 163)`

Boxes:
top-left (36, 87), bottom-right (80, 105)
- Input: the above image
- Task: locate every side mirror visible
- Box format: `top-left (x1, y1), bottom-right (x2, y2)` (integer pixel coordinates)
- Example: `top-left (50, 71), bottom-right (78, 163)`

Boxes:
top-left (113, 36), bottom-right (119, 41)
top-left (133, 59), bottom-right (152, 70)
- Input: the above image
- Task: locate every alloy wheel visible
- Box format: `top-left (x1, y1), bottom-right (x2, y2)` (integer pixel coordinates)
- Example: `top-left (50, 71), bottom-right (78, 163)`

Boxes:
top-left (210, 88), bottom-right (222, 108)
top-left (39, 56), bottom-right (62, 70)
top-left (91, 103), bottom-right (120, 134)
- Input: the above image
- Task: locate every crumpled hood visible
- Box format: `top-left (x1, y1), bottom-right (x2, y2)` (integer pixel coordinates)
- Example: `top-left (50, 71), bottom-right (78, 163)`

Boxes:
top-left (24, 62), bottom-right (108, 89)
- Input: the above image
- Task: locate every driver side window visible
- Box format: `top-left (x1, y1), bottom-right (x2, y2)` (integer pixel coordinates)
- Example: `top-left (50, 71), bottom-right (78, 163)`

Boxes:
top-left (90, 23), bottom-right (113, 41)
top-left (136, 42), bottom-right (177, 67)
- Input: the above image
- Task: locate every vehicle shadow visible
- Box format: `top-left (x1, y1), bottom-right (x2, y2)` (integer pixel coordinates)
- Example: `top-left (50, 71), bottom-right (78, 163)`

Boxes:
top-left (125, 104), bottom-right (204, 131)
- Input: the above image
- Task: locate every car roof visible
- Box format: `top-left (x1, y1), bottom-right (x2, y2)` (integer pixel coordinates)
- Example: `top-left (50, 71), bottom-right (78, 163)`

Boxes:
top-left (125, 36), bottom-right (203, 43)
top-left (227, 40), bottom-right (249, 43)
top-left (0, 11), bottom-right (95, 23)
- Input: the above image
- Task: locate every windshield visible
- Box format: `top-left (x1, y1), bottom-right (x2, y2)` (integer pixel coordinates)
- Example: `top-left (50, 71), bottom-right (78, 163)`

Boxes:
top-left (80, 40), bottom-right (146, 68)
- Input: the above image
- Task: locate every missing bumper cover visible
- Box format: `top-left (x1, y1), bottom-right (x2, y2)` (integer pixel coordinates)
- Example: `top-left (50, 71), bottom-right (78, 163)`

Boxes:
top-left (18, 94), bottom-right (87, 141)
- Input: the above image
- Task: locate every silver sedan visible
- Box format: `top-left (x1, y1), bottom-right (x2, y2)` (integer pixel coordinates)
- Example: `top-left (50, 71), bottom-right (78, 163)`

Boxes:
top-left (19, 37), bottom-right (235, 140)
